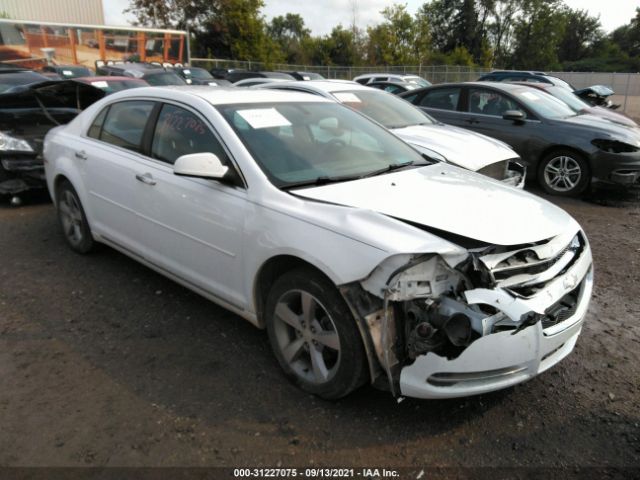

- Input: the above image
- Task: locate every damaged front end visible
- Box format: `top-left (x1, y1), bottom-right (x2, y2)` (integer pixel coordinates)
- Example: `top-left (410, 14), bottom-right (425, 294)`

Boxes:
top-left (0, 80), bottom-right (104, 200)
top-left (341, 228), bottom-right (593, 399)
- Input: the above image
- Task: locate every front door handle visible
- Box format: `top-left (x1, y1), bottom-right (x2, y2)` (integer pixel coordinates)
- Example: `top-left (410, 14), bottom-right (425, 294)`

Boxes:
top-left (75, 150), bottom-right (87, 160)
top-left (135, 172), bottom-right (157, 186)
top-left (465, 118), bottom-right (480, 125)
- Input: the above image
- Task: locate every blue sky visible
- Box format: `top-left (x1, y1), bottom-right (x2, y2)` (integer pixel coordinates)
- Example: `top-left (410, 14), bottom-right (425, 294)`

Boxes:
top-left (104, 0), bottom-right (638, 36)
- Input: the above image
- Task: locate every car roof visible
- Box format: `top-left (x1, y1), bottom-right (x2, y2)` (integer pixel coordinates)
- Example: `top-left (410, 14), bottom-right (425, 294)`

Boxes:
top-left (261, 79), bottom-right (368, 94)
top-left (76, 76), bottom-right (147, 82)
top-left (106, 85), bottom-right (332, 105)
top-left (354, 73), bottom-right (418, 78)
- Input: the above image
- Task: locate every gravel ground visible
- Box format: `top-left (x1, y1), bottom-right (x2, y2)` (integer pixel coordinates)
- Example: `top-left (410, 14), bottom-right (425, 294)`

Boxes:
top-left (0, 187), bottom-right (639, 479)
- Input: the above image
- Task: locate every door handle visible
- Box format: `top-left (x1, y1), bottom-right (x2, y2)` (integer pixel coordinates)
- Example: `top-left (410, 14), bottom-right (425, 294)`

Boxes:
top-left (465, 118), bottom-right (480, 125)
top-left (75, 150), bottom-right (87, 160)
top-left (135, 172), bottom-right (157, 186)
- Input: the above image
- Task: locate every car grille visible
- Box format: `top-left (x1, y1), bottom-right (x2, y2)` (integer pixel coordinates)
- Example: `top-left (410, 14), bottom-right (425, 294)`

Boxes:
top-left (480, 232), bottom-right (585, 298)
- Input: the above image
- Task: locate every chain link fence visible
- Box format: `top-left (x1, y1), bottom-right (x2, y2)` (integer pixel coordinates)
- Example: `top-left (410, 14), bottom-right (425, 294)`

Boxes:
top-left (191, 58), bottom-right (640, 119)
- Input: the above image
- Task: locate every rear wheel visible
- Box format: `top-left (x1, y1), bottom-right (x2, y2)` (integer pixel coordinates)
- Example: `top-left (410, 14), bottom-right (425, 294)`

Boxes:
top-left (56, 180), bottom-right (95, 253)
top-left (265, 268), bottom-right (368, 399)
top-left (538, 150), bottom-right (590, 196)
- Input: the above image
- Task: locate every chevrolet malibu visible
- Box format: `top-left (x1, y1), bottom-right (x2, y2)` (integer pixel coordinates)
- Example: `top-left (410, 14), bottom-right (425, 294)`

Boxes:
top-left (44, 87), bottom-right (593, 400)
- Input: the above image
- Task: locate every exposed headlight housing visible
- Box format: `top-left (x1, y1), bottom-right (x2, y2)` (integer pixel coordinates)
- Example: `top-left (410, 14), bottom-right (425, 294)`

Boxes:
top-left (592, 138), bottom-right (640, 154)
top-left (0, 131), bottom-right (34, 153)
top-left (478, 160), bottom-right (508, 180)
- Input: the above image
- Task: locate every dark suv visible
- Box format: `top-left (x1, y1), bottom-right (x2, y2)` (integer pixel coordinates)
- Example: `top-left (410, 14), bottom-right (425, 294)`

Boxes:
top-left (478, 71), bottom-right (575, 90)
top-left (95, 62), bottom-right (186, 86)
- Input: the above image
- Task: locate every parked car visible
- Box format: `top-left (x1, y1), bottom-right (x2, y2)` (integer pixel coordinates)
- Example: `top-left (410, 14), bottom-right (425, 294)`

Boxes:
top-left (44, 86), bottom-right (593, 400)
top-left (477, 70), bottom-right (575, 90)
top-left (509, 81), bottom-right (637, 128)
top-left (0, 69), bottom-right (51, 93)
top-left (234, 77), bottom-right (291, 87)
top-left (209, 67), bottom-right (247, 79)
top-left (173, 66), bottom-right (231, 86)
top-left (367, 81), bottom-right (419, 95)
top-left (278, 71), bottom-right (325, 81)
top-left (260, 80), bottom-right (524, 187)
top-left (96, 62), bottom-right (186, 86)
top-left (74, 76), bottom-right (149, 95)
top-left (400, 82), bottom-right (640, 195)
top-left (573, 85), bottom-right (621, 110)
top-left (227, 71), bottom-right (295, 83)
top-left (353, 73), bottom-right (431, 88)
top-left (41, 65), bottom-right (94, 79)
top-left (0, 80), bottom-right (104, 199)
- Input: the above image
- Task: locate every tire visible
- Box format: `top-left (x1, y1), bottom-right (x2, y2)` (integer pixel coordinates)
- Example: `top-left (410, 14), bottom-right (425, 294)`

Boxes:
top-left (56, 180), bottom-right (96, 253)
top-left (538, 150), bottom-right (590, 196)
top-left (265, 268), bottom-right (369, 400)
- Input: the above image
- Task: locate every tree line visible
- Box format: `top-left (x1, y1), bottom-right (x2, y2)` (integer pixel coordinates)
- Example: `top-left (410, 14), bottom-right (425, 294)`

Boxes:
top-left (125, 0), bottom-right (640, 71)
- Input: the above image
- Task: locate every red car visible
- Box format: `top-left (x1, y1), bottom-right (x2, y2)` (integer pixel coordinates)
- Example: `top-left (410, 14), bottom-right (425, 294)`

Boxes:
top-left (73, 76), bottom-right (148, 95)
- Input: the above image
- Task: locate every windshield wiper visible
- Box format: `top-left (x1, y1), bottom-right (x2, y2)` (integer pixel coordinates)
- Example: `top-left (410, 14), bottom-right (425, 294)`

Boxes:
top-left (360, 160), bottom-right (423, 178)
top-left (281, 174), bottom-right (361, 190)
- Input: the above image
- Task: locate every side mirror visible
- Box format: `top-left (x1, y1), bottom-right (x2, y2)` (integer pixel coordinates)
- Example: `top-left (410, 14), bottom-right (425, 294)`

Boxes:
top-left (174, 153), bottom-right (229, 179)
top-left (503, 110), bottom-right (525, 122)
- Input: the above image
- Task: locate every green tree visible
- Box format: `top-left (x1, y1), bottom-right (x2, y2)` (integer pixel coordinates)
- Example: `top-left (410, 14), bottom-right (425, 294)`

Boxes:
top-left (557, 8), bottom-right (602, 63)
top-left (268, 13), bottom-right (311, 64)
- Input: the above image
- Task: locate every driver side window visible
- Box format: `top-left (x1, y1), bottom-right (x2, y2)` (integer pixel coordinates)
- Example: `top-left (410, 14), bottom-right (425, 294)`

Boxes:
top-left (151, 104), bottom-right (230, 166)
top-left (468, 88), bottom-right (525, 118)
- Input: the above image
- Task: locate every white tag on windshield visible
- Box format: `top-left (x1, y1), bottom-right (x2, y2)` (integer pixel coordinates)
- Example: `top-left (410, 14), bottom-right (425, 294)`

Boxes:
top-left (92, 81), bottom-right (109, 89)
top-left (183, 69), bottom-right (191, 74)
top-left (334, 92), bottom-right (361, 103)
top-left (63, 70), bottom-right (73, 76)
top-left (237, 108), bottom-right (292, 129)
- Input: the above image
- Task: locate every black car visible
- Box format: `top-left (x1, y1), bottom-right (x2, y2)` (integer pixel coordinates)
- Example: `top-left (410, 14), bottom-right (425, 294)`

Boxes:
top-left (0, 69), bottom-right (51, 94)
top-left (0, 80), bottom-right (104, 200)
top-left (41, 65), bottom-right (94, 79)
top-left (225, 71), bottom-right (295, 83)
top-left (278, 71), bottom-right (325, 81)
top-left (400, 82), bottom-right (640, 196)
top-left (173, 66), bottom-right (231, 86)
top-left (96, 62), bottom-right (186, 86)
top-left (478, 71), bottom-right (575, 91)
top-left (367, 81), bottom-right (418, 95)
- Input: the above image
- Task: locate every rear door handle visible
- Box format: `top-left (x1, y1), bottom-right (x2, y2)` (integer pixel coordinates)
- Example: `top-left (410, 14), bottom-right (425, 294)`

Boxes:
top-left (75, 150), bottom-right (87, 160)
top-left (465, 118), bottom-right (480, 125)
top-left (135, 172), bottom-right (157, 186)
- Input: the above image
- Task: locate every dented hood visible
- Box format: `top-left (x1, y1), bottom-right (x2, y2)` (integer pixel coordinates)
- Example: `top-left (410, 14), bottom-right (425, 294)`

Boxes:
top-left (391, 123), bottom-right (518, 171)
top-left (294, 163), bottom-right (575, 246)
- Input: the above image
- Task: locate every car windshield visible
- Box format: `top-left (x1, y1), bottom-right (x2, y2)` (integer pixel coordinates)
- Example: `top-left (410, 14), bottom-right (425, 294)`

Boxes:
top-left (217, 101), bottom-right (428, 188)
top-left (186, 68), bottom-right (213, 80)
top-left (90, 79), bottom-right (146, 94)
top-left (59, 66), bottom-right (92, 78)
top-left (513, 88), bottom-right (577, 119)
top-left (144, 72), bottom-right (186, 86)
top-left (404, 76), bottom-right (431, 87)
top-left (332, 90), bottom-right (435, 129)
top-left (546, 86), bottom-right (590, 112)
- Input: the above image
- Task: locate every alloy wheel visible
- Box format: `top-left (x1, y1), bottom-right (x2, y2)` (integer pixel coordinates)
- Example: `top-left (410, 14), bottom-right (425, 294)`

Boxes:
top-left (543, 155), bottom-right (582, 193)
top-left (272, 289), bottom-right (341, 385)
top-left (59, 190), bottom-right (84, 247)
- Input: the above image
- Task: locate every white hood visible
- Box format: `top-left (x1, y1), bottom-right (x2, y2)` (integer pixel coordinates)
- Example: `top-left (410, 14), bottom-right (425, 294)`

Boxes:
top-left (392, 123), bottom-right (518, 171)
top-left (294, 163), bottom-right (576, 246)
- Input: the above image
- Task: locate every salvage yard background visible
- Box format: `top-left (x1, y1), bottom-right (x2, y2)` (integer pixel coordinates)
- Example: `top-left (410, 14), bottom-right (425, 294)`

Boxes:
top-left (0, 188), bottom-right (638, 473)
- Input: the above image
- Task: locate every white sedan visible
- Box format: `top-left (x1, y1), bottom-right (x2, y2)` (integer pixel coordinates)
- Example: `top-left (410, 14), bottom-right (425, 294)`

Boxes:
top-left (259, 80), bottom-right (525, 187)
top-left (44, 87), bottom-right (593, 400)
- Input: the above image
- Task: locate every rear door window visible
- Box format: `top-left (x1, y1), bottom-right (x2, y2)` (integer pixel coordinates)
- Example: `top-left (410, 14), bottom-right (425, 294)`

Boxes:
top-left (420, 87), bottom-right (461, 111)
top-left (100, 101), bottom-right (155, 152)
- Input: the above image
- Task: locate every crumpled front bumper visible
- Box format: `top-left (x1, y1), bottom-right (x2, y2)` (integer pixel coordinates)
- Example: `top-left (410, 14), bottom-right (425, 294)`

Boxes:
top-left (399, 243), bottom-right (593, 399)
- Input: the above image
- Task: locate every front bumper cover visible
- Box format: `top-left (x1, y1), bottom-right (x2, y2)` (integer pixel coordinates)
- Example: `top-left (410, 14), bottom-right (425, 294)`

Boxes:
top-left (399, 242), bottom-right (593, 399)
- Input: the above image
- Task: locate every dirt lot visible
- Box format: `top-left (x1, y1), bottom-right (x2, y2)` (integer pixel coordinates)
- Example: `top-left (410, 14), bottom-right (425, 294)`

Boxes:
top-left (0, 187), bottom-right (639, 478)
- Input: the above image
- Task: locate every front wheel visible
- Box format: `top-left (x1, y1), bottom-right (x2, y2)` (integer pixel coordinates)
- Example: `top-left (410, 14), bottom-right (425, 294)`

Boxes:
top-left (538, 150), bottom-right (590, 196)
top-left (56, 180), bottom-right (96, 253)
top-left (265, 268), bottom-right (368, 400)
